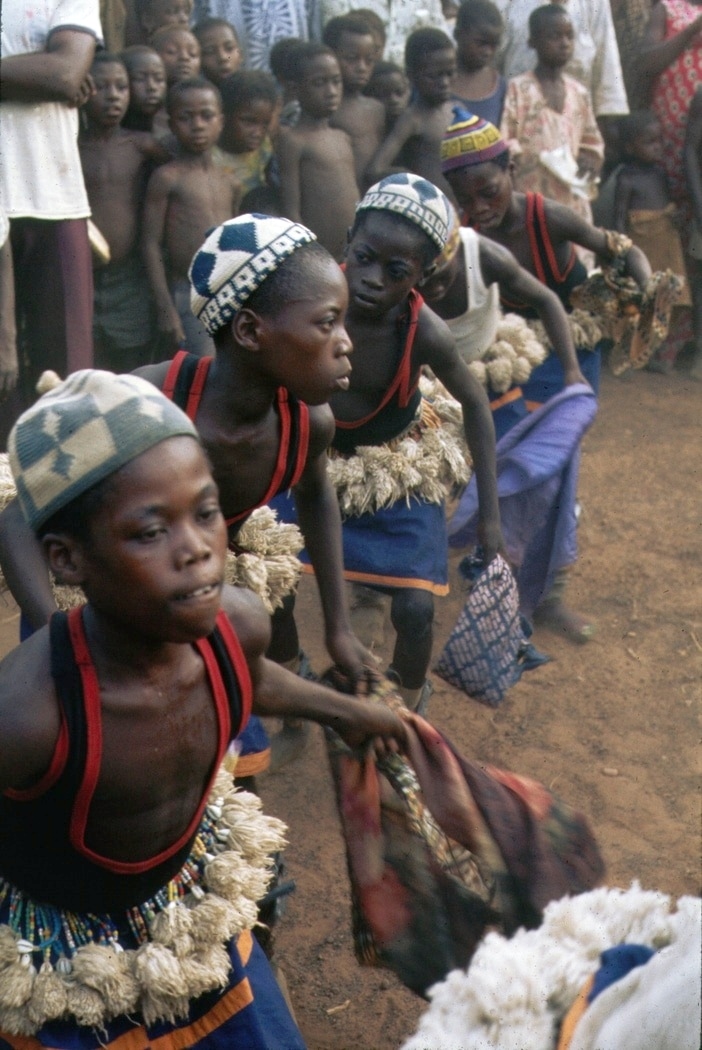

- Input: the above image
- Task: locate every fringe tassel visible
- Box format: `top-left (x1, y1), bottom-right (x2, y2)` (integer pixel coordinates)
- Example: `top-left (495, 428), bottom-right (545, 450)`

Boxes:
top-left (0, 766), bottom-right (287, 1036)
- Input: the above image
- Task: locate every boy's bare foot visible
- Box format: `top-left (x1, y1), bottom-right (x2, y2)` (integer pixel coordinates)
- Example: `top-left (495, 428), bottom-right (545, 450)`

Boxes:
top-left (533, 599), bottom-right (595, 644)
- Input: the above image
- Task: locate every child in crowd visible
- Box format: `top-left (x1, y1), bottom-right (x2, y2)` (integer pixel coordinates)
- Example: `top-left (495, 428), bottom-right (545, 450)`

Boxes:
top-left (323, 14), bottom-right (386, 187)
top-left (612, 110), bottom-right (692, 370)
top-left (276, 43), bottom-right (359, 261)
top-left (152, 25), bottom-right (202, 85)
top-left (441, 114), bottom-right (651, 639)
top-left (143, 78), bottom-right (242, 356)
top-left (685, 84), bottom-right (702, 380)
top-left (452, 0), bottom-right (506, 127)
top-left (135, 0), bottom-right (193, 43)
top-left (364, 60), bottom-right (410, 135)
top-left (0, 215), bottom-right (373, 777)
top-left (121, 45), bottom-right (168, 132)
top-left (366, 28), bottom-right (458, 203)
top-left (500, 5), bottom-right (604, 229)
top-left (289, 174), bottom-right (503, 712)
top-left (80, 53), bottom-right (168, 372)
top-left (354, 6), bottom-right (387, 61)
top-left (269, 37), bottom-right (304, 128)
top-left (0, 368), bottom-right (405, 1046)
top-left (219, 70), bottom-right (277, 205)
top-left (193, 16), bottom-right (243, 87)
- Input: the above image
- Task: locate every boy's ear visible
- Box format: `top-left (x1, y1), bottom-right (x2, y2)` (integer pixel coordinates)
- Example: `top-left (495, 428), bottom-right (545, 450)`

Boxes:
top-left (42, 534), bottom-right (88, 588)
top-left (232, 307), bottom-right (265, 351)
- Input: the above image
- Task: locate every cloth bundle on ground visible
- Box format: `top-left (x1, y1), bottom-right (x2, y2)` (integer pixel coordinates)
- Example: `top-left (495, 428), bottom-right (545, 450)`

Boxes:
top-left (322, 672), bottom-right (604, 998)
top-left (434, 552), bottom-right (548, 707)
top-left (449, 384), bottom-right (598, 618)
top-left (401, 885), bottom-right (701, 1050)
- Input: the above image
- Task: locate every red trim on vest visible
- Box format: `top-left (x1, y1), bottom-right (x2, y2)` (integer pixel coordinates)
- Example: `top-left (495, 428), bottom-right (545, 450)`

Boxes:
top-left (208, 610), bottom-right (253, 728)
top-left (3, 709), bottom-right (69, 802)
top-left (533, 193), bottom-right (576, 285)
top-left (335, 288), bottom-right (424, 431)
top-left (162, 350), bottom-right (188, 403)
top-left (526, 193), bottom-right (548, 285)
top-left (65, 608), bottom-right (243, 877)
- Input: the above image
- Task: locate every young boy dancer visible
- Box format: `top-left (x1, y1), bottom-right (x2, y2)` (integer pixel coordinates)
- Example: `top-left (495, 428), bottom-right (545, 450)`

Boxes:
top-left (0, 369), bottom-right (406, 1046)
top-left (278, 173), bottom-right (503, 712)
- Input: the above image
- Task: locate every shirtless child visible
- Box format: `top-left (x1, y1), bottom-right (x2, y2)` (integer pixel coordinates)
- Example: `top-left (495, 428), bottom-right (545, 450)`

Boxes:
top-left (322, 13), bottom-right (386, 188)
top-left (367, 27), bottom-right (458, 203)
top-left (79, 52), bottom-right (168, 371)
top-left (0, 369), bottom-right (406, 1046)
top-left (121, 45), bottom-right (168, 132)
top-left (276, 43), bottom-right (359, 261)
top-left (152, 24), bottom-right (201, 85)
top-left (142, 77), bottom-right (242, 355)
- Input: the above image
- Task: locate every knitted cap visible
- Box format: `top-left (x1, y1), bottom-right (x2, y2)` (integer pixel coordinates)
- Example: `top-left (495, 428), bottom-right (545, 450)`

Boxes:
top-left (9, 370), bottom-right (199, 530)
top-left (189, 213), bottom-right (318, 336)
top-left (441, 112), bottom-right (509, 174)
top-left (355, 173), bottom-right (452, 254)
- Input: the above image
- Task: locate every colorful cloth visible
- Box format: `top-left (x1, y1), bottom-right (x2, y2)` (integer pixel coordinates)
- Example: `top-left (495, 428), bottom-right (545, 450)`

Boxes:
top-left (451, 76), bottom-right (508, 129)
top-left (650, 0), bottom-right (702, 206)
top-left (221, 138), bottom-right (274, 196)
top-left (448, 384), bottom-right (598, 617)
top-left (501, 72), bottom-right (604, 226)
top-left (324, 676), bottom-right (604, 996)
top-left (441, 112), bottom-right (509, 174)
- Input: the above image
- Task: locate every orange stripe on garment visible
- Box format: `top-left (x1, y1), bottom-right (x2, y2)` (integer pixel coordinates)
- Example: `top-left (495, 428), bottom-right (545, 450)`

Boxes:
top-left (524, 400), bottom-right (543, 412)
top-left (556, 974), bottom-right (595, 1050)
top-left (0, 932), bottom-right (256, 1050)
top-left (235, 748), bottom-right (271, 777)
top-left (301, 561), bottom-right (450, 596)
top-left (489, 387), bottom-right (523, 411)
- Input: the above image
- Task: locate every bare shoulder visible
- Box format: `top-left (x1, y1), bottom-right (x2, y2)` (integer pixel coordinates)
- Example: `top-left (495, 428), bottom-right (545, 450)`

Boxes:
top-left (415, 301), bottom-right (455, 362)
top-left (132, 359), bottom-right (171, 388)
top-left (0, 628), bottom-right (61, 792)
top-left (219, 585), bottom-right (271, 664)
top-left (306, 403), bottom-right (335, 457)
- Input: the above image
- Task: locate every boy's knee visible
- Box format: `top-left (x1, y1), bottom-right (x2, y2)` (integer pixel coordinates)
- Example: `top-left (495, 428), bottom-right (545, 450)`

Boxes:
top-left (390, 588), bottom-right (434, 635)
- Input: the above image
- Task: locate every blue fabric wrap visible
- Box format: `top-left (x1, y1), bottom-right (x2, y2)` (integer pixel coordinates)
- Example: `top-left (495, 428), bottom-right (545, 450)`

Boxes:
top-left (588, 944), bottom-right (656, 1004)
top-left (270, 490), bottom-right (449, 594)
top-left (448, 384), bottom-right (598, 616)
top-left (0, 935), bottom-right (305, 1048)
top-left (521, 346), bottom-right (602, 405)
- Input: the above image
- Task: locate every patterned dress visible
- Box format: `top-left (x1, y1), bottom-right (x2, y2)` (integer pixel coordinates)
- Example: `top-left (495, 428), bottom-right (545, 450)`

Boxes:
top-left (650, 0), bottom-right (702, 206)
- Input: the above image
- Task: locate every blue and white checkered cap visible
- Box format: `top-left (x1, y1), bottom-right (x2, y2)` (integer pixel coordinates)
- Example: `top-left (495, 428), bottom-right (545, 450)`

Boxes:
top-left (9, 370), bottom-right (199, 530)
top-left (355, 173), bottom-right (452, 255)
top-left (189, 214), bottom-right (318, 336)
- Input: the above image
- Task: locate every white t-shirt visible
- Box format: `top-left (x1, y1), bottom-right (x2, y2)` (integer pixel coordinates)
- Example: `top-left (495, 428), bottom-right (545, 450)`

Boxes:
top-left (0, 0), bottom-right (102, 220)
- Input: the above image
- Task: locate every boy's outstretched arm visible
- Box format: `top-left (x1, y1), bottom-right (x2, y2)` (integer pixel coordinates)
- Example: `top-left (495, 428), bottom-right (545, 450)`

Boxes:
top-left (224, 585), bottom-right (407, 754)
top-left (479, 237), bottom-right (587, 387)
top-left (365, 109), bottom-right (417, 185)
top-left (0, 499), bottom-right (57, 629)
top-left (142, 167), bottom-right (186, 350)
top-left (276, 129), bottom-right (304, 224)
top-left (421, 311), bottom-right (503, 563)
top-left (546, 198), bottom-right (652, 288)
top-left (292, 405), bottom-right (374, 681)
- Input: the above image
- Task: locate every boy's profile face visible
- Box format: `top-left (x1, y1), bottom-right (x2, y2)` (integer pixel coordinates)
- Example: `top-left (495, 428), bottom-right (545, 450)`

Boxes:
top-left (66, 436), bottom-right (226, 644)
top-left (85, 61), bottom-right (130, 128)
top-left (250, 256), bottom-right (352, 406)
top-left (222, 98), bottom-right (274, 153)
top-left (446, 160), bottom-right (512, 231)
top-left (296, 54), bottom-right (343, 118)
top-left (334, 30), bottom-right (376, 91)
top-left (413, 47), bottom-right (456, 105)
top-left (455, 21), bottom-right (502, 71)
top-left (198, 24), bottom-right (242, 84)
top-left (530, 13), bottom-right (574, 68)
top-left (156, 29), bottom-right (201, 83)
top-left (418, 247), bottom-right (461, 307)
top-left (170, 87), bottom-right (223, 152)
top-left (144, 0), bottom-right (192, 36)
top-left (127, 51), bottom-right (167, 115)
top-left (345, 212), bottom-right (432, 317)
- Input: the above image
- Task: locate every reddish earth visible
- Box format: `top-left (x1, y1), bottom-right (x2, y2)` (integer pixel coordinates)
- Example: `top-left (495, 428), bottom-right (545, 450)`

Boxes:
top-left (0, 367), bottom-right (698, 1049)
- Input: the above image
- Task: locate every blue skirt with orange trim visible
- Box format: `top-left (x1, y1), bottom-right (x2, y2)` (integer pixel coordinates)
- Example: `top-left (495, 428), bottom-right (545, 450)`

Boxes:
top-left (0, 931), bottom-right (305, 1050)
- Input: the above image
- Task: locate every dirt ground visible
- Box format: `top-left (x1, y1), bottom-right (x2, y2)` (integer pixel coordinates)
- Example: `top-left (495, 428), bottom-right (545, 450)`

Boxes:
top-left (257, 367), bottom-right (702, 1050)
top-left (0, 368), bottom-right (698, 1049)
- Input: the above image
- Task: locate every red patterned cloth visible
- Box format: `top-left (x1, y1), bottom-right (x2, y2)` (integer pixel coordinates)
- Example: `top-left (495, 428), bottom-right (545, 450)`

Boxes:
top-left (650, 0), bottom-right (702, 206)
